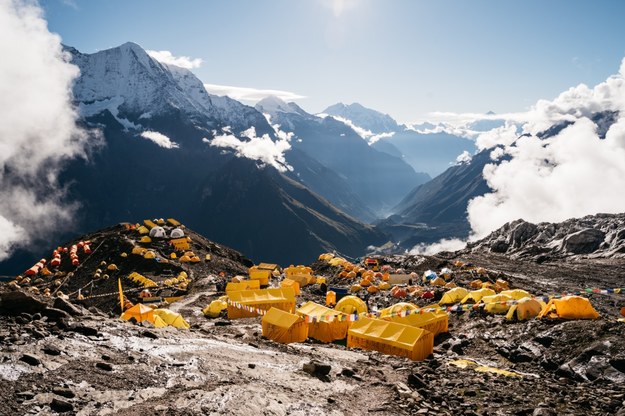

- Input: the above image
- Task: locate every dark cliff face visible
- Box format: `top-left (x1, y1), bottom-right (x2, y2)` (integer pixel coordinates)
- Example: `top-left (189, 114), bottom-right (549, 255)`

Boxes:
top-left (190, 157), bottom-right (387, 265)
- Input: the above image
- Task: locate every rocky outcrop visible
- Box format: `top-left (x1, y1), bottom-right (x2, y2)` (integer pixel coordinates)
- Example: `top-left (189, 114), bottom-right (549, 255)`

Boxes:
top-left (466, 213), bottom-right (625, 261)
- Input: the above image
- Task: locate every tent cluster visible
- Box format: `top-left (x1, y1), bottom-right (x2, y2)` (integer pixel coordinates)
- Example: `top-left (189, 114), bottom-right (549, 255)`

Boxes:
top-left (249, 263), bottom-right (281, 286)
top-left (129, 218), bottom-right (206, 267)
top-left (435, 284), bottom-right (599, 321)
top-left (204, 255), bottom-right (607, 363)
top-left (9, 240), bottom-right (99, 297)
top-left (204, 265), bottom-right (452, 361)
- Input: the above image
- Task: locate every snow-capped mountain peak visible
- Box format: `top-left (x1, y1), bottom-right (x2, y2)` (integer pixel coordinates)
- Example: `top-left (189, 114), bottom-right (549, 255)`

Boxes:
top-left (68, 42), bottom-right (272, 136)
top-left (322, 102), bottom-right (399, 134)
top-left (255, 95), bottom-right (306, 118)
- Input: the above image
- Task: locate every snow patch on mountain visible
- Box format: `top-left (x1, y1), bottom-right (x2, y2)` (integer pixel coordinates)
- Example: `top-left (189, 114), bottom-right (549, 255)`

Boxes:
top-left (325, 115), bottom-right (395, 144)
top-left (255, 95), bottom-right (301, 116)
top-left (323, 102), bottom-right (399, 134)
top-left (78, 96), bottom-right (142, 130)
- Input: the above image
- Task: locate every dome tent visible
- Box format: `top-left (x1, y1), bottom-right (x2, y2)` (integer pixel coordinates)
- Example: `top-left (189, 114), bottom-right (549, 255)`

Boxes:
top-left (149, 226), bottom-right (167, 238)
top-left (170, 228), bottom-right (185, 238)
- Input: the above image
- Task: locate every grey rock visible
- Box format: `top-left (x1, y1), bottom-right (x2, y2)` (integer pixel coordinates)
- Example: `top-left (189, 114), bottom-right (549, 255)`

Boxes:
top-left (95, 362), bottom-right (113, 371)
top-left (42, 308), bottom-right (71, 322)
top-left (19, 354), bottom-right (41, 366)
top-left (0, 291), bottom-right (47, 315)
top-left (303, 360), bottom-right (331, 377)
top-left (16, 391), bottom-right (36, 400)
top-left (68, 324), bottom-right (99, 337)
top-left (42, 345), bottom-right (61, 356)
top-left (50, 398), bottom-right (73, 413)
top-left (563, 228), bottom-right (605, 254)
top-left (490, 238), bottom-right (510, 253)
top-left (510, 221), bottom-right (539, 248)
top-left (53, 297), bottom-right (85, 317)
top-left (142, 330), bottom-right (158, 339)
top-left (407, 372), bottom-right (427, 389)
top-left (52, 387), bottom-right (75, 399)
top-left (533, 407), bottom-right (556, 416)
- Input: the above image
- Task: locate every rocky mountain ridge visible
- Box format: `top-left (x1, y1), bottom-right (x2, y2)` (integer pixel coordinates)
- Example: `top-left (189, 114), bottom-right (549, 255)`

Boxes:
top-left (466, 213), bottom-right (625, 262)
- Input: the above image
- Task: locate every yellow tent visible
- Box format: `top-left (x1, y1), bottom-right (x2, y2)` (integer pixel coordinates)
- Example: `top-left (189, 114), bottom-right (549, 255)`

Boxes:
top-left (538, 296), bottom-right (599, 320)
top-left (262, 307), bottom-right (308, 344)
top-left (439, 287), bottom-right (469, 305)
top-left (506, 297), bottom-right (544, 321)
top-left (143, 219), bottom-right (157, 229)
top-left (297, 301), bottom-right (348, 343)
top-left (280, 278), bottom-right (301, 296)
top-left (328, 257), bottom-right (347, 267)
top-left (500, 289), bottom-right (532, 300)
top-left (461, 288), bottom-right (496, 304)
top-left (347, 317), bottom-right (434, 361)
top-left (153, 309), bottom-right (190, 329)
top-left (225, 280), bottom-right (260, 294)
top-left (284, 265), bottom-right (314, 286)
top-left (121, 304), bottom-right (167, 328)
top-left (203, 298), bottom-right (228, 318)
top-left (430, 277), bottom-right (446, 286)
top-left (167, 218), bottom-right (181, 227)
top-left (121, 303), bottom-right (154, 323)
top-left (335, 295), bottom-right (368, 315)
top-left (227, 287), bottom-right (296, 319)
top-left (481, 294), bottom-right (514, 314)
top-left (380, 306), bottom-right (448, 337)
top-left (249, 263), bottom-right (279, 286)
top-left (379, 302), bottom-right (417, 319)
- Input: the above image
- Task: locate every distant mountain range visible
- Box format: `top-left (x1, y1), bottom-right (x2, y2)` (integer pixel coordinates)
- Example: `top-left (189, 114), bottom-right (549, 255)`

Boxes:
top-left (321, 102), bottom-right (478, 177)
top-left (256, 97), bottom-right (429, 219)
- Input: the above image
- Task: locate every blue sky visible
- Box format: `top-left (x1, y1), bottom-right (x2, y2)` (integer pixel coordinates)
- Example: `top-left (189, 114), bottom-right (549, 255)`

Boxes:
top-left (44, 0), bottom-right (625, 123)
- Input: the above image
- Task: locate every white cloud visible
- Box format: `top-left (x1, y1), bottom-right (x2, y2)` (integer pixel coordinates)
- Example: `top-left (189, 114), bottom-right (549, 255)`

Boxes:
top-left (409, 238), bottom-right (467, 255)
top-left (140, 131), bottom-right (179, 149)
top-left (454, 150), bottom-right (472, 164)
top-left (466, 58), bottom-right (625, 239)
top-left (203, 83), bottom-right (305, 102)
top-left (475, 123), bottom-right (519, 150)
top-left (0, 0), bottom-right (91, 260)
top-left (208, 126), bottom-right (293, 172)
top-left (146, 50), bottom-right (202, 69)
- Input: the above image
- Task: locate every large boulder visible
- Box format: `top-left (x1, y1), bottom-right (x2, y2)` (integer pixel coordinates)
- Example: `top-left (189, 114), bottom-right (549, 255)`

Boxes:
top-left (0, 291), bottom-right (47, 315)
top-left (563, 228), bottom-right (605, 254)
top-left (53, 297), bottom-right (87, 317)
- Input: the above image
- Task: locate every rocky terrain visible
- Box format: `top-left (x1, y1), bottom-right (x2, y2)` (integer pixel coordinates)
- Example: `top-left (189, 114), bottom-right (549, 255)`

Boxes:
top-left (466, 213), bottom-right (625, 262)
top-left (1, 216), bottom-right (625, 415)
